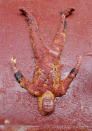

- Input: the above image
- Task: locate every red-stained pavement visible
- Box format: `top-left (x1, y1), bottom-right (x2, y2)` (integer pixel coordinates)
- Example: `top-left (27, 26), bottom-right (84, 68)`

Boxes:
top-left (0, 0), bottom-right (92, 130)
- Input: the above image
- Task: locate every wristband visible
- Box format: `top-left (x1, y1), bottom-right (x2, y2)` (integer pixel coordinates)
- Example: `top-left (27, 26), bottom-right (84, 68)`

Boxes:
top-left (14, 71), bottom-right (24, 83)
top-left (70, 68), bottom-right (77, 76)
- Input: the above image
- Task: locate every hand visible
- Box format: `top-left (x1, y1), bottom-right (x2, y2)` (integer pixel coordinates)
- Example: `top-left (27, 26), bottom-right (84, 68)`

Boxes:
top-left (11, 57), bottom-right (16, 63)
top-left (10, 57), bottom-right (17, 72)
top-left (77, 55), bottom-right (82, 64)
top-left (76, 55), bottom-right (82, 69)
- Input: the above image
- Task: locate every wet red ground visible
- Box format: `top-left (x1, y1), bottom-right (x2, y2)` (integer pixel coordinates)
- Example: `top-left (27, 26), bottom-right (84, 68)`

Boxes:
top-left (0, 0), bottom-right (92, 130)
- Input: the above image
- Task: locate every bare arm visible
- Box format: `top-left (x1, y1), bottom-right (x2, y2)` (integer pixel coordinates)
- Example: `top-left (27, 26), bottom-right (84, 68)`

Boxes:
top-left (10, 57), bottom-right (40, 97)
top-left (61, 56), bottom-right (82, 94)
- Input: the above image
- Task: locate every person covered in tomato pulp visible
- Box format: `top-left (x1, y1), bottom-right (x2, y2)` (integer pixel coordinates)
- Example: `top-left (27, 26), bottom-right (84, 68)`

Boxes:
top-left (11, 8), bottom-right (82, 115)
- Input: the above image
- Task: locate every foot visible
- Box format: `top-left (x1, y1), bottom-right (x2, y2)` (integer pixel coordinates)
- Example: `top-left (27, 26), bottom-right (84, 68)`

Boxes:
top-left (60, 8), bottom-right (75, 17)
top-left (19, 8), bottom-right (38, 30)
top-left (19, 8), bottom-right (28, 17)
top-left (19, 8), bottom-right (32, 25)
top-left (19, 8), bottom-right (36, 25)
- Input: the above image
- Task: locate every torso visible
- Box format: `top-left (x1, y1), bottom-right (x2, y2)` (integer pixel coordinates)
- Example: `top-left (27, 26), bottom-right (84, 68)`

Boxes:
top-left (33, 54), bottom-right (63, 96)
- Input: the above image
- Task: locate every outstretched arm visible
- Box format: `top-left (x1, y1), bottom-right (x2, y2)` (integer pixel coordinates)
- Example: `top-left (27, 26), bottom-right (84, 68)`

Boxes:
top-left (61, 56), bottom-right (82, 94)
top-left (10, 57), bottom-right (40, 97)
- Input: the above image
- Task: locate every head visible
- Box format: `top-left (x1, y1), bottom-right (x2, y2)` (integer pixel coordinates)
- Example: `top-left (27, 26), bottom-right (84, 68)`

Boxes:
top-left (42, 95), bottom-right (55, 114)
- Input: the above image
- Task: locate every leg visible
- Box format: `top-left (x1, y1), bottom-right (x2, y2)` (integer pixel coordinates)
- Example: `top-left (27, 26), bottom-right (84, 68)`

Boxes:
top-left (19, 8), bottom-right (47, 60)
top-left (19, 8), bottom-right (49, 85)
top-left (49, 8), bottom-right (75, 58)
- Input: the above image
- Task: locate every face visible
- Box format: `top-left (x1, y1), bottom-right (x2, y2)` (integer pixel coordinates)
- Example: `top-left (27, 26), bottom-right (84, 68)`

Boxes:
top-left (42, 96), bottom-right (55, 113)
